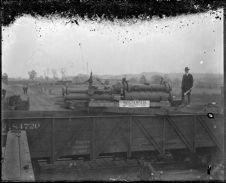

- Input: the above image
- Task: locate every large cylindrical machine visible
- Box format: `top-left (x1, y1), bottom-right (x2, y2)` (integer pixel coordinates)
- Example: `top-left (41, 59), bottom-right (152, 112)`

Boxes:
top-left (62, 77), bottom-right (173, 109)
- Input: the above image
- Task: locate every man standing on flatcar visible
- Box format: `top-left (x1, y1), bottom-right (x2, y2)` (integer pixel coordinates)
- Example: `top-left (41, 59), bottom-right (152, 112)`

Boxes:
top-left (181, 67), bottom-right (193, 106)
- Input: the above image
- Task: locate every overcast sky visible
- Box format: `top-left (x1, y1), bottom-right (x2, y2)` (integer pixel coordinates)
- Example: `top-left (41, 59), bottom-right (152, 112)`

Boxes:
top-left (2, 9), bottom-right (223, 78)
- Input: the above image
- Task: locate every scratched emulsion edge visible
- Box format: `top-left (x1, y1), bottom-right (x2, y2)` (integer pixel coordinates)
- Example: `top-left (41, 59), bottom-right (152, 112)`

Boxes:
top-left (1, 0), bottom-right (226, 26)
top-left (222, 6), bottom-right (226, 182)
top-left (1, 0), bottom-right (3, 160)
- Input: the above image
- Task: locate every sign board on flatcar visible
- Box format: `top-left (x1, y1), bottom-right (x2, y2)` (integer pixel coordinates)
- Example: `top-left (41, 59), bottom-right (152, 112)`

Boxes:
top-left (119, 100), bottom-right (150, 108)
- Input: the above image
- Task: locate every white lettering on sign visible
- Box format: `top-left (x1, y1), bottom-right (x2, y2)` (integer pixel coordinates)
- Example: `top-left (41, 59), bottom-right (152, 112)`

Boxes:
top-left (11, 122), bottom-right (41, 130)
top-left (119, 100), bottom-right (150, 108)
top-left (23, 123), bottom-right (41, 130)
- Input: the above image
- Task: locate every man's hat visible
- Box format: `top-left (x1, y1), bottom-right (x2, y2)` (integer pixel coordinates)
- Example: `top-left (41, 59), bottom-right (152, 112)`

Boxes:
top-left (185, 67), bottom-right (190, 71)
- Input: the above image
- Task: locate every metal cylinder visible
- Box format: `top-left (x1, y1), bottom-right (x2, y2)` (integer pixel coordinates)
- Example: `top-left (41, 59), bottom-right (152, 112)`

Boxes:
top-left (65, 94), bottom-right (114, 101)
top-left (66, 88), bottom-right (88, 94)
top-left (128, 84), bottom-right (170, 92)
top-left (125, 91), bottom-right (169, 101)
top-left (65, 94), bottom-right (90, 100)
top-left (92, 94), bottom-right (114, 100)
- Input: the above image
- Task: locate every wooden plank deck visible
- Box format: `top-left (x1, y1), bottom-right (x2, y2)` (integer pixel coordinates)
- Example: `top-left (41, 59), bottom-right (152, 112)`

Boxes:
top-left (2, 130), bottom-right (35, 181)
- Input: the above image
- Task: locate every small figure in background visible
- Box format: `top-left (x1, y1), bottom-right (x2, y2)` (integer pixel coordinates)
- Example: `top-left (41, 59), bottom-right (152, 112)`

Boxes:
top-left (160, 77), bottom-right (164, 85)
top-left (2, 73), bottom-right (8, 99)
top-left (2, 89), bottom-right (6, 99)
top-left (2, 85), bottom-right (6, 99)
top-left (23, 83), bottom-right (28, 95)
top-left (23, 85), bottom-right (26, 94)
top-left (122, 77), bottom-right (129, 97)
top-left (62, 87), bottom-right (65, 96)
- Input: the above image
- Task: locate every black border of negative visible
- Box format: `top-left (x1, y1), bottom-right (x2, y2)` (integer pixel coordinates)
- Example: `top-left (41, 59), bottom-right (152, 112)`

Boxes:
top-left (0, 1), bottom-right (226, 182)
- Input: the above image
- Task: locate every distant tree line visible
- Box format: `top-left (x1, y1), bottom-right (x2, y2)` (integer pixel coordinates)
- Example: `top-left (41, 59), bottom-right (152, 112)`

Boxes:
top-left (28, 70), bottom-right (37, 80)
top-left (128, 74), bottom-right (222, 89)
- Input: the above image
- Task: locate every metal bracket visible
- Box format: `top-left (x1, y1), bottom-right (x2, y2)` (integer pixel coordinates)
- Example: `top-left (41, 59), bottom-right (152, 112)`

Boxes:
top-left (55, 120), bottom-right (89, 160)
top-left (197, 116), bottom-right (222, 152)
top-left (95, 120), bottom-right (128, 158)
top-left (134, 118), bottom-right (163, 154)
top-left (166, 117), bottom-right (194, 152)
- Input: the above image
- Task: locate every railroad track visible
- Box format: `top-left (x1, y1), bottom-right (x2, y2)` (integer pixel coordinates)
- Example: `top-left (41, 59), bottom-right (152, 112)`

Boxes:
top-left (36, 157), bottom-right (214, 181)
top-left (39, 158), bottom-right (139, 171)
